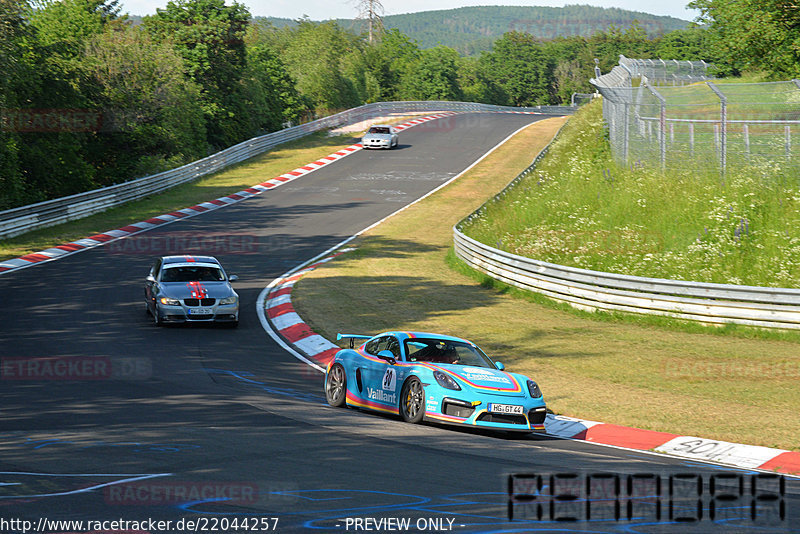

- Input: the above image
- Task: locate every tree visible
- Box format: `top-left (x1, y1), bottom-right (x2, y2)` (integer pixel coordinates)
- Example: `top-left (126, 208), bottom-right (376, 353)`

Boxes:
top-left (689, 0), bottom-right (800, 77)
top-left (365, 28), bottom-right (419, 101)
top-left (401, 46), bottom-right (463, 101)
top-left (543, 37), bottom-right (595, 105)
top-left (15, 0), bottom-right (128, 201)
top-left (353, 0), bottom-right (383, 44)
top-left (0, 0), bottom-right (32, 208)
top-left (82, 26), bottom-right (207, 183)
top-left (277, 20), bottom-right (362, 113)
top-left (144, 0), bottom-right (251, 147)
top-left (457, 55), bottom-right (507, 105)
top-left (479, 32), bottom-right (554, 106)
top-left (655, 26), bottom-right (710, 62)
top-left (588, 23), bottom-right (655, 73)
top-left (31, 0), bottom-right (121, 42)
top-left (243, 42), bottom-right (305, 129)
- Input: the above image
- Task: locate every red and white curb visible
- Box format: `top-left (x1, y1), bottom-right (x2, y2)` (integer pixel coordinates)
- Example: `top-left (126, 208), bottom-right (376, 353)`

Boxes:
top-left (546, 415), bottom-right (800, 475)
top-left (0, 112), bottom-right (457, 276)
top-left (260, 249), bottom-right (355, 372)
top-left (262, 252), bottom-right (800, 476)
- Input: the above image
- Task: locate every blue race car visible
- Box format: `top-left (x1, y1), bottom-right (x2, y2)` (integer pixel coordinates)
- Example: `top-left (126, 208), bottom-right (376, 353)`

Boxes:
top-left (324, 331), bottom-right (547, 433)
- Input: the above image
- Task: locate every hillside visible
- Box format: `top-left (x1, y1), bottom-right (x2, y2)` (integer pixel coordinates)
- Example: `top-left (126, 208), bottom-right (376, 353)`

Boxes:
top-left (257, 5), bottom-right (690, 55)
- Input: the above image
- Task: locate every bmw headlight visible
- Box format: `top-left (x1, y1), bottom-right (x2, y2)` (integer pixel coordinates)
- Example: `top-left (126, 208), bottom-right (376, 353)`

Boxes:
top-left (159, 297), bottom-right (181, 306)
top-left (219, 296), bottom-right (238, 305)
top-left (434, 370), bottom-right (461, 391)
top-left (527, 380), bottom-right (543, 398)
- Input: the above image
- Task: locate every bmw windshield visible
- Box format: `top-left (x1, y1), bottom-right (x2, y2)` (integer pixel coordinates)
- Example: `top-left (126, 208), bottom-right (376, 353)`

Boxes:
top-left (404, 338), bottom-right (495, 367)
top-left (161, 266), bottom-right (225, 282)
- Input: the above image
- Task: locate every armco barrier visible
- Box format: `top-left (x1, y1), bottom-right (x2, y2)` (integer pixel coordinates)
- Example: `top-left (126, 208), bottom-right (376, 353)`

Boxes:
top-left (0, 101), bottom-right (574, 239)
top-left (454, 128), bottom-right (800, 330)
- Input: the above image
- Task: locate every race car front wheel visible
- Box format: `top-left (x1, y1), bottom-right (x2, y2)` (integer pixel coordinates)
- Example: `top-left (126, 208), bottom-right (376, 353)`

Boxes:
top-left (325, 364), bottom-right (347, 407)
top-left (400, 377), bottom-right (425, 423)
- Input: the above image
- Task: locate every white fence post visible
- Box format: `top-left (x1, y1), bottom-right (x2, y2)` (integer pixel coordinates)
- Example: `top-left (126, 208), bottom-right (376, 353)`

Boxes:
top-left (707, 81), bottom-right (728, 177)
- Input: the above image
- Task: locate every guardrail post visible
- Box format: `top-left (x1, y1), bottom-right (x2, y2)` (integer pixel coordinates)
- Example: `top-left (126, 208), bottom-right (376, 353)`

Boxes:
top-left (707, 82), bottom-right (727, 178)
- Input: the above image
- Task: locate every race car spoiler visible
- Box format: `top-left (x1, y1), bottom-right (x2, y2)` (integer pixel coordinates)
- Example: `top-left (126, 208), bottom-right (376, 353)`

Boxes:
top-left (337, 333), bottom-right (371, 348)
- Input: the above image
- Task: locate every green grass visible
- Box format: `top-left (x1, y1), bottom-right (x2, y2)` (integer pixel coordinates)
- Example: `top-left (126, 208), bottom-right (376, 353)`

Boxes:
top-left (461, 100), bottom-right (800, 288)
top-left (291, 116), bottom-right (800, 452)
top-left (0, 131), bottom-right (361, 261)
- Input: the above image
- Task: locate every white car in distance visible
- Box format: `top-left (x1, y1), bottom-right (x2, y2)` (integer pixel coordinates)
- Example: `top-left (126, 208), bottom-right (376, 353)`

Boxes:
top-left (361, 125), bottom-right (398, 149)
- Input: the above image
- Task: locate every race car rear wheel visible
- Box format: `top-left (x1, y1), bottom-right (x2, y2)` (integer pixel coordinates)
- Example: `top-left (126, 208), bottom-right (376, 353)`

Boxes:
top-left (325, 364), bottom-right (347, 407)
top-left (400, 377), bottom-right (425, 423)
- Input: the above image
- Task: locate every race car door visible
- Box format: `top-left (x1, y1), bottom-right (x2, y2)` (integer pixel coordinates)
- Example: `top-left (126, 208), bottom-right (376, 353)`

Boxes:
top-left (361, 335), bottom-right (402, 411)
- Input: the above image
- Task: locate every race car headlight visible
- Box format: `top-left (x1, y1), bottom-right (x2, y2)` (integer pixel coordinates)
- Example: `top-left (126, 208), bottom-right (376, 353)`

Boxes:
top-left (527, 380), bottom-right (543, 398)
top-left (219, 296), bottom-right (238, 305)
top-left (159, 297), bottom-right (181, 306)
top-left (433, 371), bottom-right (461, 391)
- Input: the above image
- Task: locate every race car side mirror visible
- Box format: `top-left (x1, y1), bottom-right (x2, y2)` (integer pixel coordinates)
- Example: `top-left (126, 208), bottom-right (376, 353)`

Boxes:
top-left (146, 275), bottom-right (156, 283)
top-left (377, 350), bottom-right (396, 365)
top-left (495, 361), bottom-right (505, 370)
top-left (229, 274), bottom-right (239, 282)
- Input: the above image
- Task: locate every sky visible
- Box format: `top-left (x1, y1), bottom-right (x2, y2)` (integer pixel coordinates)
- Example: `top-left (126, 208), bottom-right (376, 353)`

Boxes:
top-left (121, 0), bottom-right (700, 22)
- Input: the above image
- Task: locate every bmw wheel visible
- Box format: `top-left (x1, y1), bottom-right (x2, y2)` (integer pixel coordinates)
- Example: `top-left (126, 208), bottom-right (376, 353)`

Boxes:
top-left (325, 364), bottom-right (347, 407)
top-left (400, 377), bottom-right (424, 423)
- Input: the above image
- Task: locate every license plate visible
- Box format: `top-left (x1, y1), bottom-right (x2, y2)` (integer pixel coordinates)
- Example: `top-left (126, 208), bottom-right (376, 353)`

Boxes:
top-left (189, 307), bottom-right (213, 315)
top-left (488, 403), bottom-right (523, 415)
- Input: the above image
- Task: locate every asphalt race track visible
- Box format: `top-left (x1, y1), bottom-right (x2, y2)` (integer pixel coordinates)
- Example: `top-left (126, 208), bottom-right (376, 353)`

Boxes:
top-left (1, 113), bottom-right (797, 534)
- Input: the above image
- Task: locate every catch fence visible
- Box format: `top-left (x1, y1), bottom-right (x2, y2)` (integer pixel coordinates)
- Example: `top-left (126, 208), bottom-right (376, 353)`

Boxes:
top-left (592, 55), bottom-right (800, 175)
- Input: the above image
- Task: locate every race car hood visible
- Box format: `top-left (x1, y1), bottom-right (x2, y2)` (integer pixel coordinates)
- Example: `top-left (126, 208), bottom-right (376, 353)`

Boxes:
top-left (441, 365), bottom-right (525, 395)
top-left (158, 282), bottom-right (235, 299)
top-left (362, 133), bottom-right (392, 141)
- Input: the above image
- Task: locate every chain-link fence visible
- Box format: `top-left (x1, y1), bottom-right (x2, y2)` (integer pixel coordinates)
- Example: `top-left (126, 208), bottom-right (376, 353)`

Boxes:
top-left (592, 55), bottom-right (800, 175)
top-left (570, 92), bottom-right (597, 107)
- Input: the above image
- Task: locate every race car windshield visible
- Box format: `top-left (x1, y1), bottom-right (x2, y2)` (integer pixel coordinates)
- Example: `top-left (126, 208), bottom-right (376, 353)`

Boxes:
top-left (368, 127), bottom-right (390, 134)
top-left (404, 339), bottom-right (495, 367)
top-left (161, 266), bottom-right (225, 282)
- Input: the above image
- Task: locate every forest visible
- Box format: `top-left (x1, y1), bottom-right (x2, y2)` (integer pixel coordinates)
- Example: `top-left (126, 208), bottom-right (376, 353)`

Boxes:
top-left (0, 0), bottom-right (777, 210)
top-left (263, 5), bottom-right (690, 56)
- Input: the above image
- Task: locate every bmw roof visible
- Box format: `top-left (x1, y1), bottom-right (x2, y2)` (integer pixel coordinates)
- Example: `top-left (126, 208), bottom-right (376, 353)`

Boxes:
top-left (161, 255), bottom-right (220, 265)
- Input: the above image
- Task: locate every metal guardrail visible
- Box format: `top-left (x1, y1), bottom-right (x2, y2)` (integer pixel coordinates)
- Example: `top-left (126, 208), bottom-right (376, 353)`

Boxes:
top-left (454, 124), bottom-right (800, 330)
top-left (0, 101), bottom-right (574, 239)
